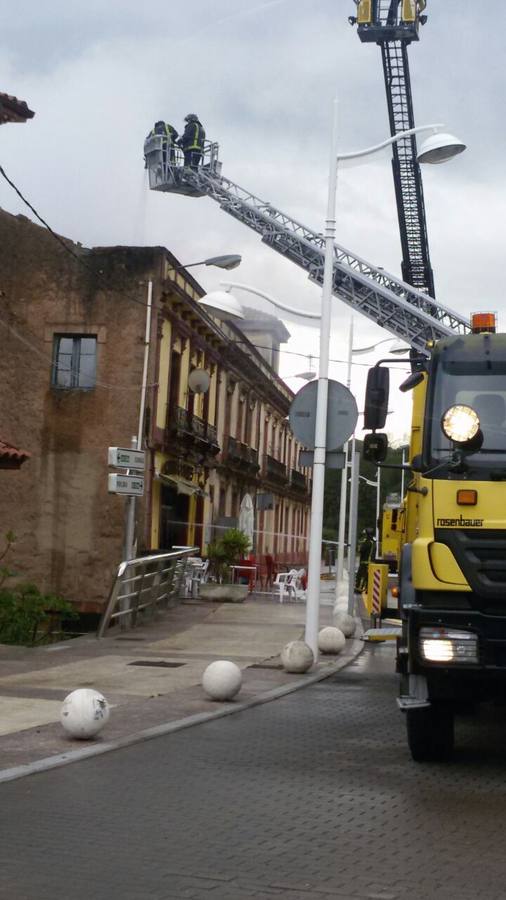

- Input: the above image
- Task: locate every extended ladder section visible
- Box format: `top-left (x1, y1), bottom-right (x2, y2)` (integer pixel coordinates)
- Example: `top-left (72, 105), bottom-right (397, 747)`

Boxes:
top-left (382, 40), bottom-right (434, 295)
top-left (355, 0), bottom-right (434, 295)
top-left (144, 136), bottom-right (469, 352)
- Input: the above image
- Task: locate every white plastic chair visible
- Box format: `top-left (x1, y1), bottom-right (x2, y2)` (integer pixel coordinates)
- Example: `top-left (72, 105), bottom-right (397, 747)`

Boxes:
top-left (272, 569), bottom-right (298, 604)
top-left (184, 558), bottom-right (203, 597)
top-left (188, 559), bottom-right (210, 597)
top-left (293, 569), bottom-right (307, 602)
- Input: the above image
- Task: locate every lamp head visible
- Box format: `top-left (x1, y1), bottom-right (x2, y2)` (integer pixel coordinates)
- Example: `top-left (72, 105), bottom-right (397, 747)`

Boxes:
top-left (204, 254), bottom-right (242, 270)
top-left (200, 289), bottom-right (245, 320)
top-left (417, 131), bottom-right (466, 165)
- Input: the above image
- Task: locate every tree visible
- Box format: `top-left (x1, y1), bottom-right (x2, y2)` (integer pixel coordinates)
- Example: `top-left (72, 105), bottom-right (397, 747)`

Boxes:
top-left (323, 441), bottom-right (408, 547)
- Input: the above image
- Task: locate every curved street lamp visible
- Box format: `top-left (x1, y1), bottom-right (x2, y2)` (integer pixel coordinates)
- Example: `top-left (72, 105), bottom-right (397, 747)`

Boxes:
top-left (201, 108), bottom-right (466, 657)
top-left (351, 336), bottom-right (410, 355)
top-left (174, 254), bottom-right (242, 271)
top-left (337, 123), bottom-right (465, 165)
top-left (201, 280), bottom-right (320, 321)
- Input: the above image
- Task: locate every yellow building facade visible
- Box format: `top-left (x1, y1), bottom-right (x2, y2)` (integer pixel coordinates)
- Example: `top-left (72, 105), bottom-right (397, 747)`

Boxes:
top-left (147, 256), bottom-right (311, 569)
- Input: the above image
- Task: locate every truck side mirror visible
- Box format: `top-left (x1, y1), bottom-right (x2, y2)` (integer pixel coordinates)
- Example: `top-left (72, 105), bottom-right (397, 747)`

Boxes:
top-left (399, 371), bottom-right (424, 393)
top-left (363, 433), bottom-right (388, 463)
top-left (364, 366), bottom-right (390, 430)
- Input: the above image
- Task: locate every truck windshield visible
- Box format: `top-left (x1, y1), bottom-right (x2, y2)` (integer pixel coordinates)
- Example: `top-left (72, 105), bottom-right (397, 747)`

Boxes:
top-left (428, 358), bottom-right (506, 475)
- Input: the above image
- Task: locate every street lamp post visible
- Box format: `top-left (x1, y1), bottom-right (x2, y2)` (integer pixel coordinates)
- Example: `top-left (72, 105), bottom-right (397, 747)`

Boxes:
top-left (201, 110), bottom-right (465, 654)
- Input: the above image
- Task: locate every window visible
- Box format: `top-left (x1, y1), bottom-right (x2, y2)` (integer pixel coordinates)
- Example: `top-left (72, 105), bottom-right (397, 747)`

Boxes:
top-left (52, 335), bottom-right (97, 389)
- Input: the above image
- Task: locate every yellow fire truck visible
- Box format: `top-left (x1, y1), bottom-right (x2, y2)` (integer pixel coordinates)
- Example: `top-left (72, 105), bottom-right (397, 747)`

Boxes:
top-left (380, 493), bottom-right (405, 571)
top-left (363, 313), bottom-right (506, 760)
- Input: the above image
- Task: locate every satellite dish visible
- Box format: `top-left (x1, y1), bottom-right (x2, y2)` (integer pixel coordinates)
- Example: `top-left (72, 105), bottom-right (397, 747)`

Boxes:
top-left (188, 368), bottom-right (211, 394)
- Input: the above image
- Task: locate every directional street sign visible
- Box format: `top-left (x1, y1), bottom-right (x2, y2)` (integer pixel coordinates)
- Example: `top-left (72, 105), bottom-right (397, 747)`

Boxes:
top-left (299, 450), bottom-right (346, 470)
top-left (108, 473), bottom-right (144, 496)
top-left (108, 447), bottom-right (146, 470)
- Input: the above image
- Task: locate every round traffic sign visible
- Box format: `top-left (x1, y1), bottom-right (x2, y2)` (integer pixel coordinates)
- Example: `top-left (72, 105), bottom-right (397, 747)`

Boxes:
top-left (288, 380), bottom-right (358, 450)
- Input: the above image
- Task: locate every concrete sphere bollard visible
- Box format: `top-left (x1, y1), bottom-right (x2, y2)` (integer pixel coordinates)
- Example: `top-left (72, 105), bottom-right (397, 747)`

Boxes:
top-left (202, 660), bottom-right (242, 701)
top-left (281, 640), bottom-right (314, 673)
top-left (60, 688), bottom-right (110, 740)
top-left (318, 626), bottom-right (346, 655)
top-left (333, 611), bottom-right (356, 638)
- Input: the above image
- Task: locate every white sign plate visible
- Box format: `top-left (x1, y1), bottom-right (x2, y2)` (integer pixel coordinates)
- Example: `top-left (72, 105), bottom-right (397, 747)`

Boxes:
top-left (299, 450), bottom-right (346, 470)
top-left (108, 447), bottom-right (146, 470)
top-left (108, 473), bottom-right (145, 496)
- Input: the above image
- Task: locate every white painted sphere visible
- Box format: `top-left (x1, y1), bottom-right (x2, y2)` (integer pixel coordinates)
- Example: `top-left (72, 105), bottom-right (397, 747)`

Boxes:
top-left (318, 626), bottom-right (346, 655)
top-left (202, 660), bottom-right (242, 701)
top-left (281, 640), bottom-right (314, 673)
top-left (333, 611), bottom-right (356, 638)
top-left (60, 688), bottom-right (110, 740)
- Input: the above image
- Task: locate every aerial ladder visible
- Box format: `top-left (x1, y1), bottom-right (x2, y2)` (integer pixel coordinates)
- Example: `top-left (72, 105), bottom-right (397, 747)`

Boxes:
top-left (350, 0), bottom-right (434, 296)
top-left (144, 135), bottom-right (467, 353)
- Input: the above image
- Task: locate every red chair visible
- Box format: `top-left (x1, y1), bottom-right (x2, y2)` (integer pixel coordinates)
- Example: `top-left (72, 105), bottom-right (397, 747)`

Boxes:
top-left (235, 556), bottom-right (257, 592)
top-left (264, 554), bottom-right (276, 590)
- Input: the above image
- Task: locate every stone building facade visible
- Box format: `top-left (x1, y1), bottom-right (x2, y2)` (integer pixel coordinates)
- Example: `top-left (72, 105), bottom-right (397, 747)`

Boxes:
top-left (0, 208), bottom-right (311, 612)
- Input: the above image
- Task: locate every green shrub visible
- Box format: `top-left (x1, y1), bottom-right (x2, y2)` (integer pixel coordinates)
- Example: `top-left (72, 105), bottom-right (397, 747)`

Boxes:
top-left (0, 583), bottom-right (77, 646)
top-left (207, 528), bottom-right (251, 581)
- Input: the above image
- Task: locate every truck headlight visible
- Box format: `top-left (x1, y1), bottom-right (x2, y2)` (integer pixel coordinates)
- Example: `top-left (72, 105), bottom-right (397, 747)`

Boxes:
top-left (419, 627), bottom-right (479, 664)
top-left (441, 405), bottom-right (480, 443)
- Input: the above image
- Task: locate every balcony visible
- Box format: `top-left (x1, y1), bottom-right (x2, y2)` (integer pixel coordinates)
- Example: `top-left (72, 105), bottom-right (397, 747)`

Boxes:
top-left (166, 406), bottom-right (220, 461)
top-left (264, 454), bottom-right (288, 485)
top-left (290, 469), bottom-right (308, 492)
top-left (223, 436), bottom-right (260, 475)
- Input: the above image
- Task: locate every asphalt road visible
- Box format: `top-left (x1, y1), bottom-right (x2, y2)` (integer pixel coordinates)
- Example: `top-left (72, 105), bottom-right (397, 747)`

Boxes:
top-left (3, 644), bottom-right (506, 900)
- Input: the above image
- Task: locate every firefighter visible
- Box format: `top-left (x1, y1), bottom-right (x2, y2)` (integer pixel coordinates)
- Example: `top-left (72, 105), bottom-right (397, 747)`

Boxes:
top-left (145, 121), bottom-right (178, 168)
top-left (355, 527), bottom-right (376, 593)
top-left (178, 113), bottom-right (206, 170)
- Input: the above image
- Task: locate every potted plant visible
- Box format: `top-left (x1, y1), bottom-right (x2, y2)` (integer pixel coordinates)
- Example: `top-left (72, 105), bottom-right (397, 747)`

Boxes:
top-left (200, 528), bottom-right (252, 602)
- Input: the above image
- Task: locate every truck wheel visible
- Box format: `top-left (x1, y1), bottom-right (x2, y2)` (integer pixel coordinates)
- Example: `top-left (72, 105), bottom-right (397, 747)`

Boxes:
top-left (406, 704), bottom-right (454, 762)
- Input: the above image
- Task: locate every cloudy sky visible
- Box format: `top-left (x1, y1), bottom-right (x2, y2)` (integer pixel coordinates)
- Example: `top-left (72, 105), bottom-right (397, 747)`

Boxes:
top-left (1, 1), bottom-right (504, 442)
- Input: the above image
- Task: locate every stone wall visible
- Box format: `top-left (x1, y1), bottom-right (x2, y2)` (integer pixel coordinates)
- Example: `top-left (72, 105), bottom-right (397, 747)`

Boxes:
top-left (0, 208), bottom-right (162, 611)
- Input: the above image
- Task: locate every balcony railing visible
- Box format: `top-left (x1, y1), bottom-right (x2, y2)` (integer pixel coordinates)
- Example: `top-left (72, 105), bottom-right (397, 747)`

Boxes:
top-left (225, 436), bottom-right (260, 472)
top-left (167, 406), bottom-right (219, 452)
top-left (264, 454), bottom-right (288, 484)
top-left (290, 469), bottom-right (307, 491)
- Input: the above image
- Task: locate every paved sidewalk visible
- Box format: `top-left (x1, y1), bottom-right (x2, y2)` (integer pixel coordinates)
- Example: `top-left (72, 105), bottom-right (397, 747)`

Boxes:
top-left (0, 576), bottom-right (363, 780)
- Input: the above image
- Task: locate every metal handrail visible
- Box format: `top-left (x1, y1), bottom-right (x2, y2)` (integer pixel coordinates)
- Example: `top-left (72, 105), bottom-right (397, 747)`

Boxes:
top-left (97, 547), bottom-right (198, 638)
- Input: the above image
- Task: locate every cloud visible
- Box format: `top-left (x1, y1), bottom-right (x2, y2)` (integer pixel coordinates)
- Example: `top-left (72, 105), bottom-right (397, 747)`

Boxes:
top-left (1, 1), bottom-right (505, 443)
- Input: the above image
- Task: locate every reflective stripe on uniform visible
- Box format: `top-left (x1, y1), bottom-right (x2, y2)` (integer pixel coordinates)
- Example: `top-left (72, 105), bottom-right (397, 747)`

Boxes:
top-left (187, 122), bottom-right (204, 150)
top-left (151, 125), bottom-right (175, 139)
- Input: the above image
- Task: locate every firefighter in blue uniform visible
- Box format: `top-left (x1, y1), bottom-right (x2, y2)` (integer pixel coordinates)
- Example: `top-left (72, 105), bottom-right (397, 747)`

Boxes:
top-left (178, 114), bottom-right (206, 170)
